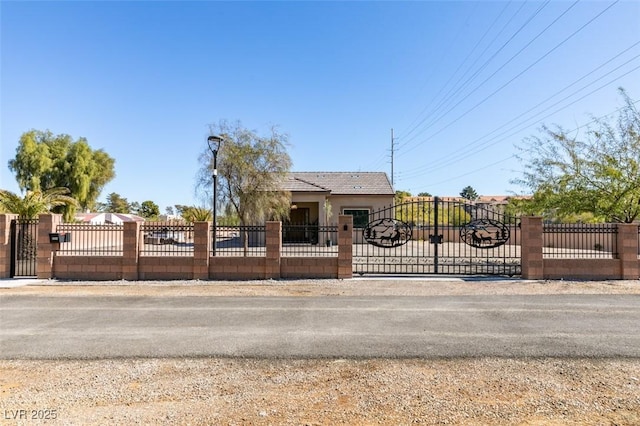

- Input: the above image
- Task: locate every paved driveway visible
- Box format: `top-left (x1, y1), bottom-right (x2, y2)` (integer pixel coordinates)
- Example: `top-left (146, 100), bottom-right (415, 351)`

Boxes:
top-left (1, 293), bottom-right (639, 359)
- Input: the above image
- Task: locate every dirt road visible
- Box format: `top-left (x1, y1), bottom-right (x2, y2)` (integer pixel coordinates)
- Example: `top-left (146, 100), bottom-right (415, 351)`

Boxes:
top-left (1, 278), bottom-right (639, 425)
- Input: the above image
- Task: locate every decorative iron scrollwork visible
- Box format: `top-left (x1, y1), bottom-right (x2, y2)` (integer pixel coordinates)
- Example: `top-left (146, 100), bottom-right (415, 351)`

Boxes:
top-left (363, 218), bottom-right (412, 248)
top-left (460, 218), bottom-right (510, 249)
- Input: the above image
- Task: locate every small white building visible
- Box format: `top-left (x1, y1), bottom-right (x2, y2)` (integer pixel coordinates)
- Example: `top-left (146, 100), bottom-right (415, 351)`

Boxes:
top-left (75, 212), bottom-right (145, 224)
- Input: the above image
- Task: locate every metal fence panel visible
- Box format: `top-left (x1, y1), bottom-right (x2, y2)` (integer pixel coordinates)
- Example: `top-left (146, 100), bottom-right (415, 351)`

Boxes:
top-left (57, 224), bottom-right (124, 256)
top-left (140, 223), bottom-right (194, 257)
top-left (282, 224), bottom-right (338, 257)
top-left (213, 225), bottom-right (266, 257)
top-left (542, 223), bottom-right (618, 259)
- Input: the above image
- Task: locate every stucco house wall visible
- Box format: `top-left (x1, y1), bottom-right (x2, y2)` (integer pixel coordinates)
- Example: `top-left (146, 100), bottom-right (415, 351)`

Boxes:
top-left (282, 172), bottom-right (395, 226)
top-left (326, 194), bottom-right (394, 225)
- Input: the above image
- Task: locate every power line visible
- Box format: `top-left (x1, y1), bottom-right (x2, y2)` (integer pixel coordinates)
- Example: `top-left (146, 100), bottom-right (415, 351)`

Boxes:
top-left (360, 151), bottom-right (389, 171)
top-left (397, 99), bottom-right (640, 192)
top-left (397, 43), bottom-right (640, 177)
top-left (398, 0), bottom-right (621, 159)
top-left (402, 0), bottom-right (578, 147)
top-left (398, 1), bottom-right (520, 142)
top-left (399, 1), bottom-right (549, 147)
top-left (398, 64), bottom-right (640, 181)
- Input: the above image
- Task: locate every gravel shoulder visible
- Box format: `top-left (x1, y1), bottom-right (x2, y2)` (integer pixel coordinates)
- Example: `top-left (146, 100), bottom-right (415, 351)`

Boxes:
top-left (2, 278), bottom-right (639, 425)
top-left (3, 277), bottom-right (640, 297)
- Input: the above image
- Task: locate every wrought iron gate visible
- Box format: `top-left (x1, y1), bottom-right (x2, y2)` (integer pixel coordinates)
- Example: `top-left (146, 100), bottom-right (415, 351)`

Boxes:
top-left (353, 197), bottom-right (521, 276)
top-left (10, 218), bottom-right (39, 277)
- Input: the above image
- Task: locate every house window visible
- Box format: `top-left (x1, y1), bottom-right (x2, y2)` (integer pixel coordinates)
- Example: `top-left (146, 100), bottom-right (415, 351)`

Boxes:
top-left (343, 209), bottom-right (370, 228)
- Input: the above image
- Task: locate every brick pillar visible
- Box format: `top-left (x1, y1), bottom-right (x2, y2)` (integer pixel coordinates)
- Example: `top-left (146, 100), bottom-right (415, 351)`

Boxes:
top-left (338, 215), bottom-right (353, 279)
top-left (193, 221), bottom-right (210, 280)
top-left (617, 223), bottom-right (639, 279)
top-left (122, 221), bottom-right (140, 280)
top-left (0, 214), bottom-right (18, 278)
top-left (520, 216), bottom-right (544, 280)
top-left (265, 221), bottom-right (282, 279)
top-left (37, 214), bottom-right (63, 279)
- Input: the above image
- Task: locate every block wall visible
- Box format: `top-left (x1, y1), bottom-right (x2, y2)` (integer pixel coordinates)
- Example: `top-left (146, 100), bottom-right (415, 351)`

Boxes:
top-left (39, 216), bottom-right (354, 280)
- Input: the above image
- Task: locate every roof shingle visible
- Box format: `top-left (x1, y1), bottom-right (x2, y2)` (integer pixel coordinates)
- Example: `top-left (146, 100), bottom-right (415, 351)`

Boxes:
top-left (282, 172), bottom-right (394, 195)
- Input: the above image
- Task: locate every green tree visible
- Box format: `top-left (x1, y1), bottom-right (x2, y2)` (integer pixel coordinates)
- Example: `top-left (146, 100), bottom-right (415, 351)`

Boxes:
top-left (0, 187), bottom-right (78, 219)
top-left (174, 205), bottom-right (189, 216)
top-left (441, 204), bottom-right (471, 226)
top-left (181, 206), bottom-right (212, 222)
top-left (394, 199), bottom-right (470, 226)
top-left (219, 203), bottom-right (240, 226)
top-left (514, 89), bottom-right (640, 223)
top-left (394, 190), bottom-right (412, 205)
top-left (8, 130), bottom-right (115, 217)
top-left (460, 186), bottom-right (479, 201)
top-left (101, 192), bottom-right (131, 213)
top-left (137, 200), bottom-right (160, 219)
top-left (197, 120), bottom-right (292, 226)
top-left (0, 187), bottom-right (78, 261)
top-left (129, 201), bottom-right (141, 215)
top-left (417, 192), bottom-right (432, 197)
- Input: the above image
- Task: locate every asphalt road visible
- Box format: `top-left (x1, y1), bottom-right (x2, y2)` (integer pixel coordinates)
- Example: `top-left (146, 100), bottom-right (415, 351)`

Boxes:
top-left (2, 293), bottom-right (640, 359)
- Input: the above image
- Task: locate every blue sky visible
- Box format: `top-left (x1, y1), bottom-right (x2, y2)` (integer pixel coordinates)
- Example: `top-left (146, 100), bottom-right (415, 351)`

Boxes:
top-left (1, 1), bottom-right (639, 213)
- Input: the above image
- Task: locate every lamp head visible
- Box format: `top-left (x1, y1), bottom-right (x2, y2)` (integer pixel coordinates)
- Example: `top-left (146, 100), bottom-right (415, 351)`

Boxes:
top-left (207, 135), bottom-right (223, 152)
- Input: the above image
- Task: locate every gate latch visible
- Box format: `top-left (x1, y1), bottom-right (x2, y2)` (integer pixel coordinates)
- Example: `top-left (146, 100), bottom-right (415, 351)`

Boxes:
top-left (429, 234), bottom-right (443, 244)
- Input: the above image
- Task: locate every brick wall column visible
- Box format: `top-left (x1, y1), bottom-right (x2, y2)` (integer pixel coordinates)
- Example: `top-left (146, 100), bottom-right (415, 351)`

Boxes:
top-left (123, 221), bottom-right (140, 280)
top-left (338, 215), bottom-right (353, 279)
top-left (193, 221), bottom-right (210, 280)
top-left (520, 216), bottom-right (544, 280)
top-left (265, 221), bottom-right (282, 279)
top-left (37, 214), bottom-right (63, 279)
top-left (617, 223), bottom-right (639, 279)
top-left (0, 214), bottom-right (17, 278)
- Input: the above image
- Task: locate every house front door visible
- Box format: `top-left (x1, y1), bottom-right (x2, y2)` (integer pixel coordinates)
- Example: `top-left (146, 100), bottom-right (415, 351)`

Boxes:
top-left (284, 207), bottom-right (315, 243)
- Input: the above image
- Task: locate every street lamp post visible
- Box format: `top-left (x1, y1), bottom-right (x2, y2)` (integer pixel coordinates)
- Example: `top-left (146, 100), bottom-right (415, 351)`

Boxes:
top-left (207, 135), bottom-right (223, 256)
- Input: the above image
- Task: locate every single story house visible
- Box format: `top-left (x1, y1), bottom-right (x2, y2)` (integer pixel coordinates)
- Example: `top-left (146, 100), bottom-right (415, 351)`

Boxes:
top-left (281, 172), bottom-right (395, 228)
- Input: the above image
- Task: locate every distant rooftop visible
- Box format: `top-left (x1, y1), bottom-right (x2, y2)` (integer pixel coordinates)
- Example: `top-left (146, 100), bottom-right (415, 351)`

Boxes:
top-left (282, 172), bottom-right (394, 195)
top-left (75, 212), bottom-right (145, 224)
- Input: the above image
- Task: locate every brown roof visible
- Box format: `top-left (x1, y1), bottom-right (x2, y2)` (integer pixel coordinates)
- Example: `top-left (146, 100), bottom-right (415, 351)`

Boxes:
top-left (407, 195), bottom-right (532, 204)
top-left (477, 195), bottom-right (532, 204)
top-left (282, 172), bottom-right (394, 196)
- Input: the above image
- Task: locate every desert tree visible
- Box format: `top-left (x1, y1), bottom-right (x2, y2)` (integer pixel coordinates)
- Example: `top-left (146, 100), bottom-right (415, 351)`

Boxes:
top-left (196, 120), bottom-right (292, 226)
top-left (196, 121), bottom-right (292, 254)
top-left (513, 88), bottom-right (640, 223)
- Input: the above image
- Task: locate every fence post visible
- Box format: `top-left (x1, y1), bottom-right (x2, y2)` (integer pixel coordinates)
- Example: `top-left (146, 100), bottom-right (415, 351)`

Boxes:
top-left (122, 221), bottom-right (140, 280)
top-left (265, 221), bottom-right (282, 279)
top-left (0, 214), bottom-right (17, 278)
top-left (521, 216), bottom-right (544, 280)
top-left (338, 215), bottom-right (353, 279)
top-left (193, 221), bottom-right (210, 280)
top-left (617, 223), bottom-right (639, 279)
top-left (37, 214), bottom-right (63, 279)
